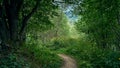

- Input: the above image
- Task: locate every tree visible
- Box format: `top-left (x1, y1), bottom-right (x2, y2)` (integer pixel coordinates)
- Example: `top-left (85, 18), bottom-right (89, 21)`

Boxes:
top-left (76, 0), bottom-right (120, 49)
top-left (0, 0), bottom-right (57, 52)
top-left (38, 9), bottom-right (70, 43)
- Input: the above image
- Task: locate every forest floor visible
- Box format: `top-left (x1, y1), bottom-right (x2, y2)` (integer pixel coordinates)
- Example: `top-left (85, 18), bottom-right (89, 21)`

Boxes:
top-left (58, 54), bottom-right (77, 68)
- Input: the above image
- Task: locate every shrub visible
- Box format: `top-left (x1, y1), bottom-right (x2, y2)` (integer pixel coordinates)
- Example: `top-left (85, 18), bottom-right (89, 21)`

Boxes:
top-left (65, 39), bottom-right (120, 68)
top-left (0, 53), bottom-right (29, 68)
top-left (47, 37), bottom-right (79, 51)
top-left (20, 41), bottom-right (62, 68)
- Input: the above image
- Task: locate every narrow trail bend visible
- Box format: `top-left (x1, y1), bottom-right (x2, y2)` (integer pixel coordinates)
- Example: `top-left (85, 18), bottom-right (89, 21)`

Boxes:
top-left (58, 54), bottom-right (77, 68)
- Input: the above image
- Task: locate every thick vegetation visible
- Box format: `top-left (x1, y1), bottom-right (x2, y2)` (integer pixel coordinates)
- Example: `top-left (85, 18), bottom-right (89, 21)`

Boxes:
top-left (0, 0), bottom-right (120, 68)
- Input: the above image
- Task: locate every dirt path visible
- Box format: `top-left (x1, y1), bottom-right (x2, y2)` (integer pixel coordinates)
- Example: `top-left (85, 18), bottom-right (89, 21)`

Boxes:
top-left (58, 54), bottom-right (77, 68)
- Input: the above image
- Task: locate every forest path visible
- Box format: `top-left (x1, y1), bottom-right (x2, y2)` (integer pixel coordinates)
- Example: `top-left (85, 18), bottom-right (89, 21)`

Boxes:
top-left (58, 54), bottom-right (77, 68)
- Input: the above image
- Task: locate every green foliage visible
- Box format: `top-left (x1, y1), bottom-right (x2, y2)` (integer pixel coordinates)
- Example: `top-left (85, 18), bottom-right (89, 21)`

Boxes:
top-left (20, 35), bottom-right (62, 68)
top-left (23, 45), bottom-right (62, 68)
top-left (0, 54), bottom-right (29, 68)
top-left (47, 37), bottom-right (79, 51)
top-left (27, 9), bottom-right (70, 44)
top-left (75, 0), bottom-right (120, 48)
top-left (2, 0), bottom-right (120, 68)
top-left (50, 10), bottom-right (70, 37)
top-left (25, 0), bottom-right (58, 33)
top-left (47, 37), bottom-right (120, 68)
top-left (65, 39), bottom-right (120, 68)
top-left (104, 52), bottom-right (120, 68)
top-left (40, 9), bottom-right (70, 39)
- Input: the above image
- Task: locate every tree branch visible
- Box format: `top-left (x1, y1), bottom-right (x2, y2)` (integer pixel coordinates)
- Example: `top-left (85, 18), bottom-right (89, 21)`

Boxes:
top-left (19, 0), bottom-right (40, 35)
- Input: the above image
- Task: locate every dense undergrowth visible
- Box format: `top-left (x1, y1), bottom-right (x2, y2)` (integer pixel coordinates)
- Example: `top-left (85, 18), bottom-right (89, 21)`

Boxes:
top-left (47, 37), bottom-right (120, 68)
top-left (19, 43), bottom-right (62, 68)
top-left (0, 37), bottom-right (62, 68)
top-left (0, 46), bottom-right (62, 68)
top-left (1, 37), bottom-right (120, 68)
top-left (19, 35), bottom-right (62, 68)
top-left (0, 53), bottom-right (29, 68)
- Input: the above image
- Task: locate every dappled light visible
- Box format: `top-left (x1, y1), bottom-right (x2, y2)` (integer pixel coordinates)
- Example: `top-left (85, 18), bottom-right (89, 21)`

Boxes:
top-left (0, 0), bottom-right (120, 68)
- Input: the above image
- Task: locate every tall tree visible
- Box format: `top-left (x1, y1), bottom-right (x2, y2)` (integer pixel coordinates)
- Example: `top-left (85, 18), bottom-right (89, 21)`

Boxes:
top-left (0, 0), bottom-right (57, 52)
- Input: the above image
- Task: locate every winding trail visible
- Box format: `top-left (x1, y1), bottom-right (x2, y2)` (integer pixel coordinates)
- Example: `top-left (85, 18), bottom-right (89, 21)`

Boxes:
top-left (58, 54), bottom-right (77, 68)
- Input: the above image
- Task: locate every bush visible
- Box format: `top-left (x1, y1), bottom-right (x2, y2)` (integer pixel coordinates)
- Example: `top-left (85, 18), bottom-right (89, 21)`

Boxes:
top-left (20, 42), bottom-right (62, 68)
top-left (47, 37), bottom-right (79, 51)
top-left (0, 53), bottom-right (29, 68)
top-left (66, 39), bottom-right (120, 68)
top-left (100, 51), bottom-right (120, 68)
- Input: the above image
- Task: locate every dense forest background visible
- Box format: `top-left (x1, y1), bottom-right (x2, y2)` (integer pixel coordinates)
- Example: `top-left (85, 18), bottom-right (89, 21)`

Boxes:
top-left (0, 0), bottom-right (120, 68)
